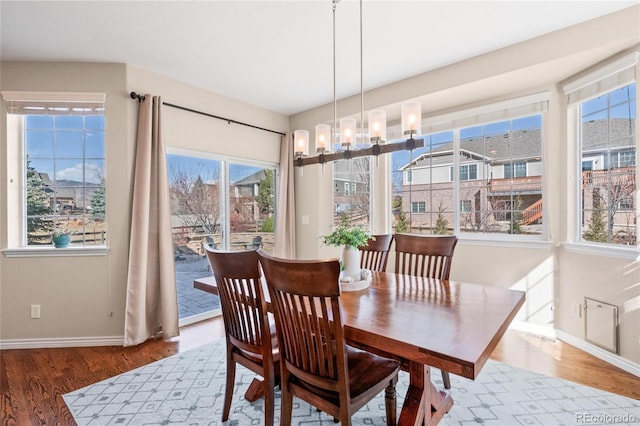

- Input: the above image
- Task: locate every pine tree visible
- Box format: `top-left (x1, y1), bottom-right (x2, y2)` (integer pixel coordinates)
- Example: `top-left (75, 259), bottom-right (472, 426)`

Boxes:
top-left (256, 169), bottom-right (274, 215)
top-left (583, 203), bottom-right (608, 242)
top-left (90, 180), bottom-right (106, 219)
top-left (394, 211), bottom-right (410, 233)
top-left (508, 197), bottom-right (523, 234)
top-left (26, 162), bottom-right (52, 243)
top-left (433, 202), bottom-right (449, 235)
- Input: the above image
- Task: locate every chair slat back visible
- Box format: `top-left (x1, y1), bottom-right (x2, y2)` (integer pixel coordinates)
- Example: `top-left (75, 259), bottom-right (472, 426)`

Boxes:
top-left (393, 234), bottom-right (458, 280)
top-left (258, 253), bottom-right (347, 391)
top-left (204, 248), bottom-right (270, 354)
top-left (359, 234), bottom-right (394, 272)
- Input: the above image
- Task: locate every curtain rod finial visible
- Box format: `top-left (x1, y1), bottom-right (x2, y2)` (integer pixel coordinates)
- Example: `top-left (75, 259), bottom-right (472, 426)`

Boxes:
top-left (130, 92), bottom-right (145, 102)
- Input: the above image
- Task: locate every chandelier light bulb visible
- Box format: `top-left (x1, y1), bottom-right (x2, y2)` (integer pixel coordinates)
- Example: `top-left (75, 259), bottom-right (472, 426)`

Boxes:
top-left (315, 124), bottom-right (331, 153)
top-left (294, 129), bottom-right (309, 157)
top-left (340, 117), bottom-right (356, 148)
top-left (402, 101), bottom-right (422, 137)
top-left (368, 110), bottom-right (386, 143)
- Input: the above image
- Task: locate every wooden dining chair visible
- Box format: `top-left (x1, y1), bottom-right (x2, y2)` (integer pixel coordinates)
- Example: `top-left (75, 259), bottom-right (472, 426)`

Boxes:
top-left (203, 246), bottom-right (279, 425)
top-left (359, 234), bottom-right (394, 272)
top-left (257, 251), bottom-right (400, 426)
top-left (393, 233), bottom-right (458, 389)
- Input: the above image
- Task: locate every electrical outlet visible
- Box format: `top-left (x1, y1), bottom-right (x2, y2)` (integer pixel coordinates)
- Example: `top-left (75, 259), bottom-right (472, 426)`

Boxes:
top-left (30, 304), bottom-right (41, 319)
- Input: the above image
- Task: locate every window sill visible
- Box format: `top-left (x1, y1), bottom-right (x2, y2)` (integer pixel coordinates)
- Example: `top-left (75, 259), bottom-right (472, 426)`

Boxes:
top-left (562, 242), bottom-right (639, 260)
top-left (458, 236), bottom-right (553, 250)
top-left (2, 246), bottom-right (109, 258)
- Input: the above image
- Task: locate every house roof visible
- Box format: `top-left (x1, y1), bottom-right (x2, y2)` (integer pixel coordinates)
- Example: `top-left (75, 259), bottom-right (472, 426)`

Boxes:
top-left (233, 169), bottom-right (266, 186)
top-left (404, 118), bottom-right (635, 170)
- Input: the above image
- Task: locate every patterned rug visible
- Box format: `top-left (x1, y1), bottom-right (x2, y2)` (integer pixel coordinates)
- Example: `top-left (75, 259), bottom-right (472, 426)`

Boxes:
top-left (63, 338), bottom-right (639, 425)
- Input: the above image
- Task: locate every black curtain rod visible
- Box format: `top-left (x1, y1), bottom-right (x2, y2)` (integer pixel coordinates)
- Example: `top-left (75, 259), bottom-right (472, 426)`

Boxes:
top-left (129, 91), bottom-right (286, 136)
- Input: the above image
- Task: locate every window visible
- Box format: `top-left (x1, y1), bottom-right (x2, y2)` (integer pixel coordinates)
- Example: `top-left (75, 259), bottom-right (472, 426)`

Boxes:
top-left (3, 91), bottom-right (106, 249)
top-left (458, 115), bottom-right (543, 236)
top-left (578, 83), bottom-right (636, 245)
top-left (391, 131), bottom-right (454, 235)
top-left (412, 201), bottom-right (426, 213)
top-left (390, 93), bottom-right (547, 238)
top-left (333, 157), bottom-right (371, 228)
top-left (461, 164), bottom-right (478, 181)
top-left (504, 162), bottom-right (526, 178)
top-left (450, 164), bottom-right (478, 181)
top-left (460, 200), bottom-right (472, 212)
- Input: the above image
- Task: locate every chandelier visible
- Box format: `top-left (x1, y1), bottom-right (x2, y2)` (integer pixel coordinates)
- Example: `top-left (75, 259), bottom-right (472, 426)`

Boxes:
top-left (293, 0), bottom-right (424, 167)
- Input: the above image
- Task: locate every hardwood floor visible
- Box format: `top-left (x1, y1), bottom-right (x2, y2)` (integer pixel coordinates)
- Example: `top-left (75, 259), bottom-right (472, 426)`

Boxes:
top-left (2, 317), bottom-right (638, 425)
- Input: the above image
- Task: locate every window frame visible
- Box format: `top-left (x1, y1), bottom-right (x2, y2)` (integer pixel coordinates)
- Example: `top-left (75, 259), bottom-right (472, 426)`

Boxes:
top-left (388, 92), bottom-right (549, 244)
top-left (563, 52), bottom-right (639, 257)
top-left (411, 201), bottom-right (426, 213)
top-left (2, 91), bottom-right (108, 257)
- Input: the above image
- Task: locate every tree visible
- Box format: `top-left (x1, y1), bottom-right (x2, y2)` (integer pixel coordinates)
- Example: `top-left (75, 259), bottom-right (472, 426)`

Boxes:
top-left (393, 210), bottom-right (410, 233)
top-left (508, 197), bottom-right (523, 234)
top-left (433, 202), bottom-right (449, 235)
top-left (90, 180), bottom-right (106, 219)
top-left (169, 163), bottom-right (220, 234)
top-left (26, 162), bottom-right (52, 243)
top-left (583, 189), bottom-right (608, 242)
top-left (256, 169), bottom-right (274, 216)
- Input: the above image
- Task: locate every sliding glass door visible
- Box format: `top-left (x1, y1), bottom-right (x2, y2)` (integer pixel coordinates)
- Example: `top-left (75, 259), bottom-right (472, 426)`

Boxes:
top-left (166, 149), bottom-right (277, 325)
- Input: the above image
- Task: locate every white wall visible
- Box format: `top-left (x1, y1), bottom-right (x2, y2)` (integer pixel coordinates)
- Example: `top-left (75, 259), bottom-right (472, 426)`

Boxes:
top-left (290, 6), bottom-right (640, 365)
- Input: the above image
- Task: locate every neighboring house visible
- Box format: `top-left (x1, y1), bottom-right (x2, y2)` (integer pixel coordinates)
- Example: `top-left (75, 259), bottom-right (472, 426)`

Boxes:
top-left (398, 118), bottom-right (635, 237)
top-left (231, 170), bottom-right (266, 225)
top-left (37, 172), bottom-right (86, 213)
top-left (399, 128), bottom-right (543, 232)
top-left (333, 158), bottom-right (370, 219)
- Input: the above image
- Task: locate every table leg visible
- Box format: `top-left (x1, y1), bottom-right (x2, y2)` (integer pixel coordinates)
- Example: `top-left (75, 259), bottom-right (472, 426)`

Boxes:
top-left (398, 362), bottom-right (453, 426)
top-left (244, 378), bottom-right (265, 402)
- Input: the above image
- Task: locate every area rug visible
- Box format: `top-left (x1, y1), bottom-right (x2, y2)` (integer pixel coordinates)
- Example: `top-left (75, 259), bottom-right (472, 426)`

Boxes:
top-left (63, 339), bottom-right (639, 425)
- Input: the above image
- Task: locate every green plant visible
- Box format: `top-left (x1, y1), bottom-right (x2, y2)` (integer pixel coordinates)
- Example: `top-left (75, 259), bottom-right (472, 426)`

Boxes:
top-left (433, 202), bottom-right (449, 235)
top-left (322, 214), bottom-right (372, 248)
top-left (261, 215), bottom-right (274, 232)
top-left (393, 211), bottom-right (410, 233)
top-left (52, 221), bottom-right (70, 238)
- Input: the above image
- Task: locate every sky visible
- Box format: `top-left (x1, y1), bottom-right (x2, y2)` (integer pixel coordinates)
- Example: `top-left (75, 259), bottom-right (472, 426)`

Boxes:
top-left (26, 115), bottom-right (105, 184)
top-left (166, 154), bottom-right (263, 185)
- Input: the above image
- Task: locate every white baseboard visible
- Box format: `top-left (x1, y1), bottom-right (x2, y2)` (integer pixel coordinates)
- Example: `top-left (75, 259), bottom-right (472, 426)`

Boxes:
top-left (556, 330), bottom-right (640, 378)
top-left (508, 321), bottom-right (640, 378)
top-left (0, 335), bottom-right (124, 350)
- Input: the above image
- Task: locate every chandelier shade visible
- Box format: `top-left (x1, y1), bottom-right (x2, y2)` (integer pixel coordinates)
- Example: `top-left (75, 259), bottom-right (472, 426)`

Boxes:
top-left (340, 117), bottom-right (357, 148)
top-left (294, 129), bottom-right (309, 157)
top-left (368, 110), bottom-right (386, 143)
top-left (315, 124), bottom-right (331, 153)
top-left (402, 101), bottom-right (422, 137)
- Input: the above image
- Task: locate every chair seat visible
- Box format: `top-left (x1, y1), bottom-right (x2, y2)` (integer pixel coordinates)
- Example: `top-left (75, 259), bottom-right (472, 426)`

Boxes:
top-left (235, 324), bottom-right (280, 364)
top-left (293, 345), bottom-right (399, 405)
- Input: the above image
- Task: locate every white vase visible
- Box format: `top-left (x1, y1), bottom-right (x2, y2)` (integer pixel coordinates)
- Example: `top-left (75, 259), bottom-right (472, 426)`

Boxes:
top-left (341, 245), bottom-right (361, 281)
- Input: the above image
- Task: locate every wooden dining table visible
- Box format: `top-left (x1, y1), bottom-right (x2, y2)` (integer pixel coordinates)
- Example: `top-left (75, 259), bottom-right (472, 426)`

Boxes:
top-left (194, 271), bottom-right (525, 425)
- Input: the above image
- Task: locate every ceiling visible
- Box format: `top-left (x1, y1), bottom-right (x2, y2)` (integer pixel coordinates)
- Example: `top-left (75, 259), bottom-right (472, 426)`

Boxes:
top-left (1, 1), bottom-right (637, 116)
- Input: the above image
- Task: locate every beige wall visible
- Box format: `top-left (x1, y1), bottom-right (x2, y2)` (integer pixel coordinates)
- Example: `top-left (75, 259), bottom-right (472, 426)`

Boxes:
top-left (291, 6), bottom-right (640, 365)
top-left (0, 62), bottom-right (287, 345)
